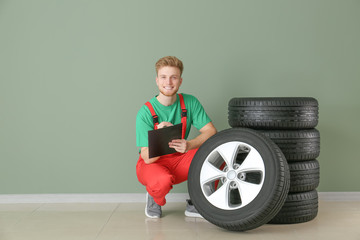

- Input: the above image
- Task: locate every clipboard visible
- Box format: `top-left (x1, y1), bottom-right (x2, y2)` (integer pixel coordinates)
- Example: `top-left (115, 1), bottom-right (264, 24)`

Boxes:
top-left (148, 123), bottom-right (182, 158)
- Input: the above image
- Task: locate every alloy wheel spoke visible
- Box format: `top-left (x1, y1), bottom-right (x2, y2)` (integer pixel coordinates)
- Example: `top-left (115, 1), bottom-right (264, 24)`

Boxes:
top-left (207, 181), bottom-right (231, 209)
top-left (236, 179), bottom-right (263, 206)
top-left (215, 142), bottom-right (239, 171)
top-left (200, 160), bottom-right (226, 185)
top-left (236, 147), bottom-right (265, 174)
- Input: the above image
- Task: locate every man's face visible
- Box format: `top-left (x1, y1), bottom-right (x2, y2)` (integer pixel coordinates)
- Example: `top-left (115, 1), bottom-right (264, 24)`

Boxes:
top-left (156, 66), bottom-right (182, 97)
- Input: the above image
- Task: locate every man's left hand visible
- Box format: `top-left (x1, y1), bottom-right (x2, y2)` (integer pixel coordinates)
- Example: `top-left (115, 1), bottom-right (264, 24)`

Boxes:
top-left (169, 139), bottom-right (188, 153)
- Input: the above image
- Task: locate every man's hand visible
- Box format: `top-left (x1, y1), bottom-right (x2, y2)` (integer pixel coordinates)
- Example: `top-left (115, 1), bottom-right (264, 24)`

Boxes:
top-left (157, 122), bottom-right (173, 129)
top-left (169, 139), bottom-right (188, 153)
top-left (169, 122), bottom-right (217, 154)
top-left (140, 147), bottom-right (160, 164)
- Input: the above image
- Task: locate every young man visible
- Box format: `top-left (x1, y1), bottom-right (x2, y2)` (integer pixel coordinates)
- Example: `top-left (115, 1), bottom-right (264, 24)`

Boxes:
top-left (136, 56), bottom-right (217, 218)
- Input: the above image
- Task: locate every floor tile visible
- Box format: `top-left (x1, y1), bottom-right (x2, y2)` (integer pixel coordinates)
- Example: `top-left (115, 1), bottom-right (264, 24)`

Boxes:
top-left (0, 201), bottom-right (359, 240)
top-left (0, 204), bottom-right (42, 233)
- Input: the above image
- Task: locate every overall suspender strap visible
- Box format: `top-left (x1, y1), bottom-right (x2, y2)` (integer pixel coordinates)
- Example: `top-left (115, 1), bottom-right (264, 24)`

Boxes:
top-left (145, 101), bottom-right (159, 130)
top-left (178, 94), bottom-right (187, 139)
top-left (145, 94), bottom-right (187, 138)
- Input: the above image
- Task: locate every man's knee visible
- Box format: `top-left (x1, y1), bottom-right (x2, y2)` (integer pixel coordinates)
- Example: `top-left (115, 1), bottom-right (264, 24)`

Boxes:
top-left (147, 174), bottom-right (175, 196)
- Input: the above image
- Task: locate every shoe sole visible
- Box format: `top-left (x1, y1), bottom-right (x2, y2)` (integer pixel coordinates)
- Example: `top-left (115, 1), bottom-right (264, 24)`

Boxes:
top-left (145, 208), bottom-right (160, 218)
top-left (185, 210), bottom-right (203, 218)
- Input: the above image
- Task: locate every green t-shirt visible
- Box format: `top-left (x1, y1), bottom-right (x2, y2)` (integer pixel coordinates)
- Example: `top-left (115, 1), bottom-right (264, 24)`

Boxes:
top-left (136, 93), bottom-right (211, 148)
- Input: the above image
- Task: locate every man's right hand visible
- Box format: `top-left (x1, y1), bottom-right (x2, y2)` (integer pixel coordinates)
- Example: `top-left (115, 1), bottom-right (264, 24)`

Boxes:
top-left (140, 147), bottom-right (160, 164)
top-left (157, 122), bottom-right (173, 129)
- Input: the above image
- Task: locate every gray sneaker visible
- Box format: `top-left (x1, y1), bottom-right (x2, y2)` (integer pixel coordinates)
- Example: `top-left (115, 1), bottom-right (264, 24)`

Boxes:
top-left (145, 193), bottom-right (162, 218)
top-left (185, 199), bottom-right (203, 218)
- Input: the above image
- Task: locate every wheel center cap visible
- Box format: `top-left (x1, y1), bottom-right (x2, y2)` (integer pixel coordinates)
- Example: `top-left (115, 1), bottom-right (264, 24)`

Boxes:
top-left (227, 170), bottom-right (236, 180)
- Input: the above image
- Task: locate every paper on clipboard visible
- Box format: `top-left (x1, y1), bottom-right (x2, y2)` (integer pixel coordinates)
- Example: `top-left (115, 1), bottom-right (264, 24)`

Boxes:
top-left (148, 123), bottom-right (182, 158)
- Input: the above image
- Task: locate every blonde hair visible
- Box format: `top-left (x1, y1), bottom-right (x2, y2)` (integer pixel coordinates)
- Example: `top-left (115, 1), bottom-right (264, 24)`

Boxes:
top-left (155, 56), bottom-right (184, 76)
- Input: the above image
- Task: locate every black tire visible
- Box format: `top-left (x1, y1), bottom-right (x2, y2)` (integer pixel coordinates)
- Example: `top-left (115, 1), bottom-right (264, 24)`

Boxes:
top-left (257, 129), bottom-right (320, 161)
top-left (269, 190), bottom-right (318, 224)
top-left (228, 97), bottom-right (319, 129)
top-left (288, 160), bottom-right (320, 193)
top-left (188, 128), bottom-right (290, 231)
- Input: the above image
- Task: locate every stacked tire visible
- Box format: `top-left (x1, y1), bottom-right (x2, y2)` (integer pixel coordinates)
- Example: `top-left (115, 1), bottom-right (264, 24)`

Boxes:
top-left (228, 97), bottom-right (320, 224)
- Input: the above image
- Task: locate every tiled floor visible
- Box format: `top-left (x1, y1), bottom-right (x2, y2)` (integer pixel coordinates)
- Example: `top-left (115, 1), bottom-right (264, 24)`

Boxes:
top-left (0, 200), bottom-right (359, 240)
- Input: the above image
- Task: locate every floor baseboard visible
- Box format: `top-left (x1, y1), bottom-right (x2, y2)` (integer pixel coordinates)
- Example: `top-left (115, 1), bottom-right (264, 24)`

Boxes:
top-left (0, 192), bottom-right (359, 204)
top-left (319, 192), bottom-right (360, 201)
top-left (0, 193), bottom-right (189, 204)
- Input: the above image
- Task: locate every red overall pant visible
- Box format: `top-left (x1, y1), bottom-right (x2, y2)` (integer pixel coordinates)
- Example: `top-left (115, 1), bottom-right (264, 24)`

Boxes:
top-left (136, 149), bottom-right (198, 206)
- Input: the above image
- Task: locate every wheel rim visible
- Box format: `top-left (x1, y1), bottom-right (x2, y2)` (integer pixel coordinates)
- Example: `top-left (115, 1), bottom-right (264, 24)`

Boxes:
top-left (200, 141), bottom-right (265, 210)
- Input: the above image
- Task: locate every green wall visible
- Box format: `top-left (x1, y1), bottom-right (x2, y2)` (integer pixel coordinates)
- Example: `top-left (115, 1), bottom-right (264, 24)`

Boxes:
top-left (0, 0), bottom-right (359, 194)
